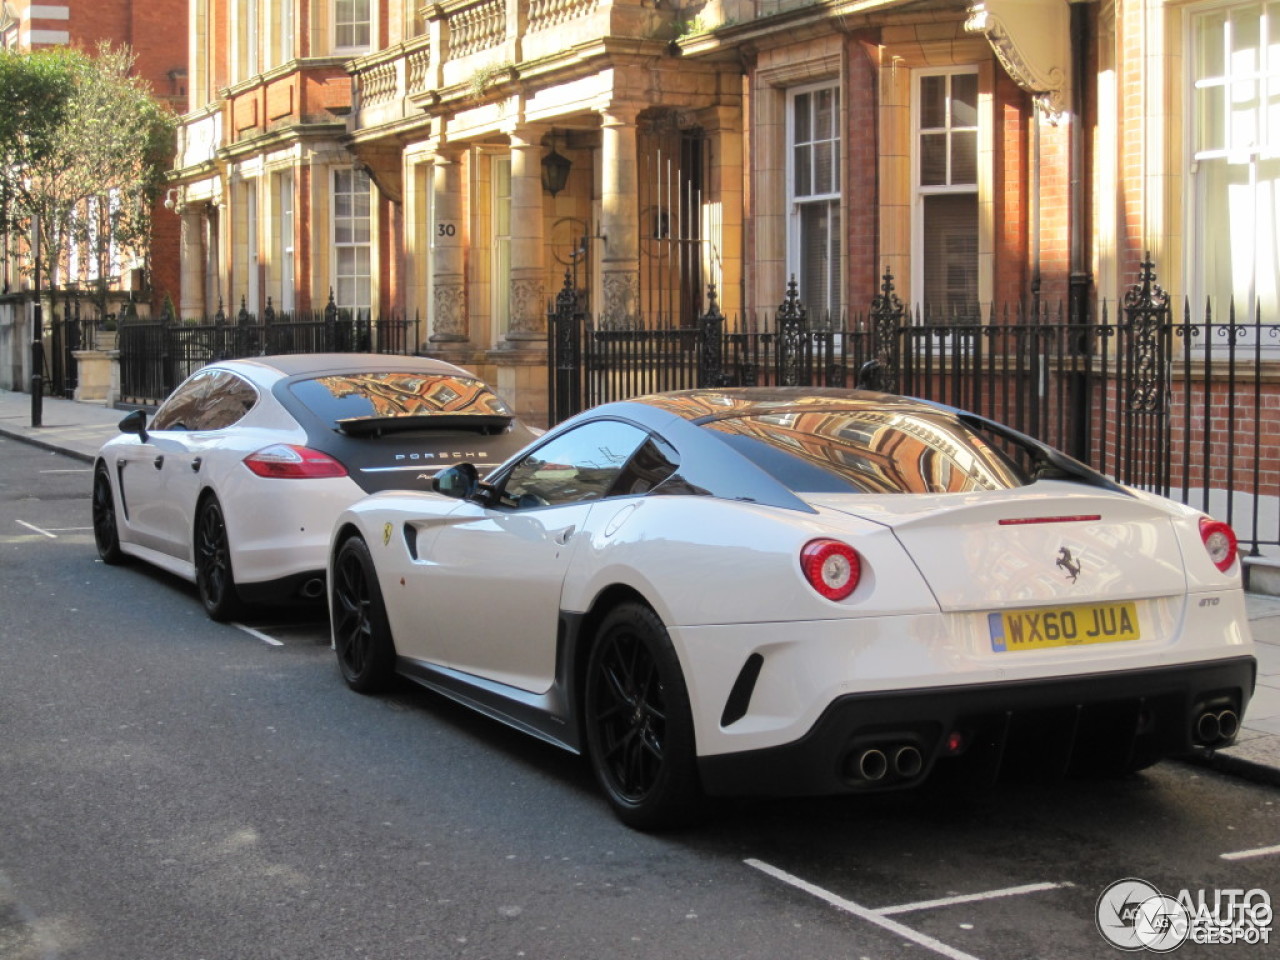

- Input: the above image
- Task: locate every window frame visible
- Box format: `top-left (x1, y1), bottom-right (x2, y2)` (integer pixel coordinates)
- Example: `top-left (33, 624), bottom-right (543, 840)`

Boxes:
top-left (333, 0), bottom-right (373, 54)
top-left (910, 65), bottom-right (981, 314)
top-left (492, 153), bottom-right (512, 342)
top-left (1185, 0), bottom-right (1280, 329)
top-left (332, 167), bottom-right (373, 314)
top-left (785, 80), bottom-right (843, 322)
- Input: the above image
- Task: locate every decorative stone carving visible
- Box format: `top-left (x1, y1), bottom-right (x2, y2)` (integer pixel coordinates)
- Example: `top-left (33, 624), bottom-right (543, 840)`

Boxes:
top-left (431, 280), bottom-right (467, 341)
top-left (508, 276), bottom-right (547, 338)
top-left (601, 271), bottom-right (640, 330)
top-left (966, 0), bottom-right (1070, 119)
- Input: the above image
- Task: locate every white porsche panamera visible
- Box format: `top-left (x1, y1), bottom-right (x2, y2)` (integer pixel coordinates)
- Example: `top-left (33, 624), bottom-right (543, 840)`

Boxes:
top-left (92, 354), bottom-right (536, 620)
top-left (326, 388), bottom-right (1257, 829)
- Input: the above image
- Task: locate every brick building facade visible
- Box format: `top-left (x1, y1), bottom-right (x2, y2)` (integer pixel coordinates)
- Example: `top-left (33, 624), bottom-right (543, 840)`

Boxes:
top-left (163, 1), bottom-right (1278, 429)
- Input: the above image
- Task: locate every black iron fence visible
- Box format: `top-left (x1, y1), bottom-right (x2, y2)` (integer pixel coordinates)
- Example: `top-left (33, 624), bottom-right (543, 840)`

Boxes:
top-left (118, 294), bottom-right (414, 406)
top-left (549, 259), bottom-right (1280, 555)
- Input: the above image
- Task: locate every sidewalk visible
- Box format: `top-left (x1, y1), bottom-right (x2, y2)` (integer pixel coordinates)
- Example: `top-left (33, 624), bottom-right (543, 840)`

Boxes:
top-left (2, 387), bottom-right (1278, 786)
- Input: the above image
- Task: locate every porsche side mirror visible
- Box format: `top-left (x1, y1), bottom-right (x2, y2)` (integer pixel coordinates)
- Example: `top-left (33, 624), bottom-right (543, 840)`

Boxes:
top-left (118, 409), bottom-right (149, 443)
top-left (434, 463), bottom-right (479, 500)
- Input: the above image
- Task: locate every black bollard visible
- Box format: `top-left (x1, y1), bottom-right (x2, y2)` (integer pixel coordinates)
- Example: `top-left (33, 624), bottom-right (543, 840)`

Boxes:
top-left (30, 331), bottom-right (43, 428)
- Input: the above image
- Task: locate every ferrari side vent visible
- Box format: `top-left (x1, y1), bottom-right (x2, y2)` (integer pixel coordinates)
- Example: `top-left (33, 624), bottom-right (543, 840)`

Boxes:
top-left (721, 653), bottom-right (765, 727)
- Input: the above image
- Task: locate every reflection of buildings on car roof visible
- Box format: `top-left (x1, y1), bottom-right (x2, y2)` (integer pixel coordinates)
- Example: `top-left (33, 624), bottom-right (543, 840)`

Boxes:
top-left (313, 373), bottom-right (511, 418)
top-left (703, 407), bottom-right (1021, 495)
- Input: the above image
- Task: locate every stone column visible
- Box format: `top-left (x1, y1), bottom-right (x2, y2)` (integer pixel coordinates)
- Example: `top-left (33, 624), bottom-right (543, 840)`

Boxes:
top-left (506, 125), bottom-right (548, 342)
top-left (179, 206), bottom-right (205, 320)
top-left (430, 148), bottom-right (467, 343)
top-left (599, 106), bottom-right (641, 329)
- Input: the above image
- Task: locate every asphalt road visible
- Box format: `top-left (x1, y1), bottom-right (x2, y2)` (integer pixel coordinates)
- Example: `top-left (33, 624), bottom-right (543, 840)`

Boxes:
top-left (1, 436), bottom-right (1276, 960)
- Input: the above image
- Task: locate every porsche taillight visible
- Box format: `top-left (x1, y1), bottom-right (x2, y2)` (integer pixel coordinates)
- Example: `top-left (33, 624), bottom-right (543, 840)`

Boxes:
top-left (801, 539), bottom-right (861, 601)
top-left (243, 444), bottom-right (348, 479)
top-left (1199, 517), bottom-right (1238, 573)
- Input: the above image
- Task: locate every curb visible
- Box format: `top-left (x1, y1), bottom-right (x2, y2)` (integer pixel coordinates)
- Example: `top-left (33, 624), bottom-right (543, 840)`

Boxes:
top-left (1, 431), bottom-right (95, 464)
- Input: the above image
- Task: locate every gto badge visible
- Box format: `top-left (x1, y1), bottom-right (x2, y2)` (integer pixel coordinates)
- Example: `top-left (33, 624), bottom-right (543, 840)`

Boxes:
top-left (383, 522), bottom-right (393, 546)
top-left (1056, 546), bottom-right (1082, 583)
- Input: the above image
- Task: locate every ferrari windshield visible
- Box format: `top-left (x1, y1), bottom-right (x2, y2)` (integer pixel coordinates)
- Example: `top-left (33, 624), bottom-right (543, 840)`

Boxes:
top-left (702, 408), bottom-right (1030, 494)
top-left (289, 373), bottom-right (513, 428)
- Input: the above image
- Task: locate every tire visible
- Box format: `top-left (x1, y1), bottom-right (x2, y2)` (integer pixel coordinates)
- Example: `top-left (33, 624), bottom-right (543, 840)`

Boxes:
top-left (583, 602), bottom-right (703, 830)
top-left (330, 535), bottom-right (396, 693)
top-left (194, 495), bottom-right (242, 622)
top-left (91, 463), bottom-right (125, 565)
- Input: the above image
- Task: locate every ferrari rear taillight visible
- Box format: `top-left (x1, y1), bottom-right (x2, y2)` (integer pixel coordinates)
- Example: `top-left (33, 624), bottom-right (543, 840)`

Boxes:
top-left (801, 539), bottom-right (861, 601)
top-left (243, 444), bottom-right (348, 479)
top-left (1199, 517), bottom-right (1238, 573)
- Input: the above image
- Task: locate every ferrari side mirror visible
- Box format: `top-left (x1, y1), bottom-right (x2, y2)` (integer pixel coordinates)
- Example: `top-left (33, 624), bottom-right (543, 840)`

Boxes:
top-left (434, 463), bottom-right (479, 500)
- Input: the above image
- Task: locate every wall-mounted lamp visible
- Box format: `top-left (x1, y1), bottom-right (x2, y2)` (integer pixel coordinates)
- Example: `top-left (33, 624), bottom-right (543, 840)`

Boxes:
top-left (541, 134), bottom-right (572, 197)
top-left (163, 188), bottom-right (178, 211)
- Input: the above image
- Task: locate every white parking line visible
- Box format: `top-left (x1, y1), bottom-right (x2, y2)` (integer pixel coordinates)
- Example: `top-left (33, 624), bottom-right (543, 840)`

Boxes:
top-left (745, 858), bottom-right (986, 960)
top-left (878, 881), bottom-right (1069, 916)
top-left (1221, 844), bottom-right (1280, 861)
top-left (232, 623), bottom-right (284, 647)
top-left (16, 520), bottom-right (56, 539)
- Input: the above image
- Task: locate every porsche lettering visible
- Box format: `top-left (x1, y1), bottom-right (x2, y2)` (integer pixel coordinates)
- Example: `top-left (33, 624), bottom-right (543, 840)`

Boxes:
top-left (394, 452), bottom-right (491, 461)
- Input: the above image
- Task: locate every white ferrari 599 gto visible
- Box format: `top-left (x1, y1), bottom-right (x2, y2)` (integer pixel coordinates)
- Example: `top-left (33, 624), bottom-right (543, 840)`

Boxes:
top-left (327, 388), bottom-right (1256, 829)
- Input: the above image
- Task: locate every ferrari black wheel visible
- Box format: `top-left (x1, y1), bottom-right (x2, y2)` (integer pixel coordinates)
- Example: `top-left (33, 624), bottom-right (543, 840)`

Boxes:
top-left (194, 495), bottom-right (242, 622)
top-left (91, 463), bottom-right (125, 565)
top-left (330, 535), bottom-right (396, 693)
top-left (584, 602), bottom-right (702, 830)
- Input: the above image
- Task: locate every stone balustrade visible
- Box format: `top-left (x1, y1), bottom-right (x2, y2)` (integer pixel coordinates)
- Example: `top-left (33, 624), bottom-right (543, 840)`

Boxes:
top-left (359, 59), bottom-right (399, 107)
top-left (446, 0), bottom-right (507, 60)
top-left (345, 0), bottom-right (674, 132)
top-left (528, 0), bottom-right (601, 33)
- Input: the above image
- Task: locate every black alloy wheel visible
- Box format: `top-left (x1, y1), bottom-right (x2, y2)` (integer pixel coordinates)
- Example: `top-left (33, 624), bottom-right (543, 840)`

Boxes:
top-left (584, 602), bottom-right (702, 830)
top-left (195, 495), bottom-right (242, 621)
top-left (330, 535), bottom-right (395, 693)
top-left (91, 464), bottom-right (125, 564)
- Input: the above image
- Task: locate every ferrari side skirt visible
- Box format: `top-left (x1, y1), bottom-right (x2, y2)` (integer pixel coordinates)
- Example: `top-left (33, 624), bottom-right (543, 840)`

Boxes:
top-left (396, 652), bottom-right (582, 755)
top-left (697, 656), bottom-right (1257, 798)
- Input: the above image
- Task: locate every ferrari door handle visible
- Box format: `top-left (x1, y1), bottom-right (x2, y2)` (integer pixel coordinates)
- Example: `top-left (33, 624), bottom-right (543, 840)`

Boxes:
top-left (190, 457), bottom-right (202, 473)
top-left (554, 525), bottom-right (576, 545)
top-left (153, 455), bottom-right (164, 469)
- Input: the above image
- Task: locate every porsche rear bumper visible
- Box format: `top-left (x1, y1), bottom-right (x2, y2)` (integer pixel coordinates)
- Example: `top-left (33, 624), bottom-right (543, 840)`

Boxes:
top-left (696, 656), bottom-right (1257, 797)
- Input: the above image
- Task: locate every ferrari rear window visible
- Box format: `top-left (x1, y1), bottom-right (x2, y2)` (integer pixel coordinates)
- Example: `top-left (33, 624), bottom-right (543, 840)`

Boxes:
top-left (289, 373), bottom-right (512, 427)
top-left (702, 409), bottom-right (1030, 494)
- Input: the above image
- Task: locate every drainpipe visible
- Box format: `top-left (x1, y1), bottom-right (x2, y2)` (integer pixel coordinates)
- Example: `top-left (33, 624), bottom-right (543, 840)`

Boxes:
top-left (1067, 0), bottom-right (1092, 461)
top-left (1067, 0), bottom-right (1092, 321)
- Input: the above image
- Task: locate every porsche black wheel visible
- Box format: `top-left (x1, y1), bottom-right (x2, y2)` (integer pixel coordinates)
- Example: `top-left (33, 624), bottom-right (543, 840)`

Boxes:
top-left (194, 495), bottom-right (242, 622)
top-left (91, 464), bottom-right (125, 565)
top-left (584, 602), bottom-right (702, 830)
top-left (330, 535), bottom-right (396, 693)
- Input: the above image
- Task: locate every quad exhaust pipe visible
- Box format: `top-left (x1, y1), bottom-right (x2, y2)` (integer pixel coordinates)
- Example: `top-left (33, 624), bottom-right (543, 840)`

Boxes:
top-left (857, 748), bottom-right (888, 781)
top-left (848, 742), bottom-right (925, 784)
top-left (300, 578), bottom-right (325, 600)
top-left (1194, 708), bottom-right (1240, 747)
top-left (893, 745), bottom-right (924, 778)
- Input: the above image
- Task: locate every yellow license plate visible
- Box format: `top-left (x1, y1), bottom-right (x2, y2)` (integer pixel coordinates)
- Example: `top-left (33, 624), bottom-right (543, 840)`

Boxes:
top-left (989, 602), bottom-right (1140, 652)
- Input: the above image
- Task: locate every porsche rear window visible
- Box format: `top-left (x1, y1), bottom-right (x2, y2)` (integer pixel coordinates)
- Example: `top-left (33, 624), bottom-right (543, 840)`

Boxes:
top-left (289, 373), bottom-right (512, 426)
top-left (702, 410), bottom-right (1030, 494)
